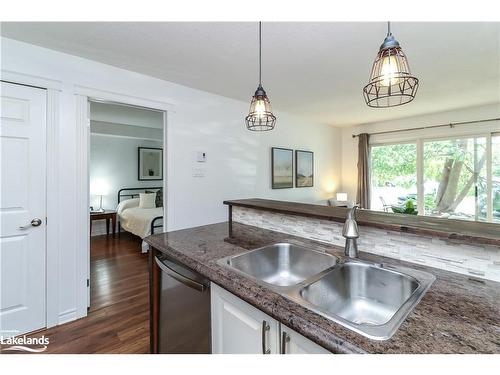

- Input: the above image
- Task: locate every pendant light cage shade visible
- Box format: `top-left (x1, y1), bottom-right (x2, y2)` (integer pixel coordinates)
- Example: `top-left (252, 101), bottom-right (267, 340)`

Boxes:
top-left (245, 88), bottom-right (276, 131)
top-left (363, 45), bottom-right (419, 108)
top-left (245, 21), bottom-right (276, 131)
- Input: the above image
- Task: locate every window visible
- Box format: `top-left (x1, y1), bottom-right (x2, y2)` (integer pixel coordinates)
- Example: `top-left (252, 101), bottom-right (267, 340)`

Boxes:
top-left (493, 136), bottom-right (500, 223)
top-left (423, 137), bottom-right (486, 220)
top-left (370, 143), bottom-right (417, 213)
top-left (370, 133), bottom-right (499, 223)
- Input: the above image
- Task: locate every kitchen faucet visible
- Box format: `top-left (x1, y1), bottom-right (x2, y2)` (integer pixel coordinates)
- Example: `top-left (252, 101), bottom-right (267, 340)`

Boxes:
top-left (342, 205), bottom-right (359, 258)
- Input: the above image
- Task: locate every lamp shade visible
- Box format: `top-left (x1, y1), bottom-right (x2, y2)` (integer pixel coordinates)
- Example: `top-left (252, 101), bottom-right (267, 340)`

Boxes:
top-left (336, 192), bottom-right (348, 201)
top-left (245, 22), bottom-right (276, 131)
top-left (363, 24), bottom-right (419, 108)
top-left (90, 179), bottom-right (109, 196)
top-left (245, 84), bottom-right (276, 131)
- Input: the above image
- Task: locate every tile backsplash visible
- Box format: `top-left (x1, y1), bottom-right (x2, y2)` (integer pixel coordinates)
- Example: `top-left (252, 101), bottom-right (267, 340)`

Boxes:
top-left (233, 207), bottom-right (500, 282)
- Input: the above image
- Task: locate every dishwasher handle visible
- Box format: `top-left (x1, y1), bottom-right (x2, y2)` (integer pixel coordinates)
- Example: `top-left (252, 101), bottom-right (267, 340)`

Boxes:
top-left (155, 256), bottom-right (207, 292)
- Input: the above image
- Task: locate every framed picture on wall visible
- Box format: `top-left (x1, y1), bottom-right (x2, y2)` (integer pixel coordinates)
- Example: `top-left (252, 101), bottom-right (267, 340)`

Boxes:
top-left (271, 147), bottom-right (293, 189)
top-left (138, 147), bottom-right (163, 181)
top-left (295, 150), bottom-right (314, 187)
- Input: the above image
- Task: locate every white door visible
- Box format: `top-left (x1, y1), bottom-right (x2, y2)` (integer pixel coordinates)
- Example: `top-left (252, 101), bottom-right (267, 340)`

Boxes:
top-left (0, 82), bottom-right (47, 338)
top-left (211, 283), bottom-right (279, 354)
top-left (280, 324), bottom-right (331, 354)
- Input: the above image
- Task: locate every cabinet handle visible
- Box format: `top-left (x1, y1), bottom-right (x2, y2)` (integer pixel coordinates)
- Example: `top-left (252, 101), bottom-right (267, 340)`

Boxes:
top-left (281, 331), bottom-right (290, 354)
top-left (261, 320), bottom-right (270, 354)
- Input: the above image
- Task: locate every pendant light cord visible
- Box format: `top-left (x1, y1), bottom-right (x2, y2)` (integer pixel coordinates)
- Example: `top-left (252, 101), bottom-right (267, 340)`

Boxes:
top-left (259, 21), bottom-right (262, 86)
top-left (387, 21), bottom-right (391, 36)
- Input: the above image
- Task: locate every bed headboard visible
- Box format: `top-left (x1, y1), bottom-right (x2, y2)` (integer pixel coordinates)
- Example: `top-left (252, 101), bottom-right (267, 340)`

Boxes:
top-left (117, 187), bottom-right (162, 204)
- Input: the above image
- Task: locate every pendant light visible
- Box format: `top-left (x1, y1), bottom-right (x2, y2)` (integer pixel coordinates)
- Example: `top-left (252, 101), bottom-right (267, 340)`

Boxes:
top-left (363, 22), bottom-right (419, 108)
top-left (245, 22), bottom-right (276, 131)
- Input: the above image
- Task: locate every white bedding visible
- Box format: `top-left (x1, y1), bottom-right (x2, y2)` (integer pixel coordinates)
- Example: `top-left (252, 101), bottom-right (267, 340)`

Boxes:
top-left (117, 198), bottom-right (163, 252)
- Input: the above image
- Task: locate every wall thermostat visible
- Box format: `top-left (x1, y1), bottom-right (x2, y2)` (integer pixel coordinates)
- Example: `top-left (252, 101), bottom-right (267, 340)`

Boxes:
top-left (196, 151), bottom-right (207, 162)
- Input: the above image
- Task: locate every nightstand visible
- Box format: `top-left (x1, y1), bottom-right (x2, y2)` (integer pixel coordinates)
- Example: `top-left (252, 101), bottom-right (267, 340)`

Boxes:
top-left (90, 210), bottom-right (117, 237)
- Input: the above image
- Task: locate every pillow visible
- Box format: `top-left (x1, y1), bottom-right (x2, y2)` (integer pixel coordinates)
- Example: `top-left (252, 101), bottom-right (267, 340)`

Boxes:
top-left (155, 188), bottom-right (163, 208)
top-left (139, 193), bottom-right (156, 209)
top-left (145, 188), bottom-right (163, 208)
top-left (117, 198), bottom-right (139, 215)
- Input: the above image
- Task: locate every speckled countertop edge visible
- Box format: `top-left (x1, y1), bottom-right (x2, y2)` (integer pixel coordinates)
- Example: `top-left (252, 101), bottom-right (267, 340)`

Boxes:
top-left (145, 222), bottom-right (500, 354)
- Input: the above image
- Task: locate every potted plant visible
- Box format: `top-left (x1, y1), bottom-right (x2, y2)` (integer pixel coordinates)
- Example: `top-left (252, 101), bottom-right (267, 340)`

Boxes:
top-left (391, 199), bottom-right (418, 215)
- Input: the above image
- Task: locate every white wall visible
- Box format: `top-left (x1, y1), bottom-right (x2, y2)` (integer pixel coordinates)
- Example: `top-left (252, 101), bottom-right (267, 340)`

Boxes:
top-left (173, 114), bottom-right (342, 231)
top-left (1, 37), bottom-right (342, 325)
top-left (90, 135), bottom-right (163, 233)
top-left (340, 103), bottom-right (500, 201)
top-left (90, 101), bottom-right (163, 129)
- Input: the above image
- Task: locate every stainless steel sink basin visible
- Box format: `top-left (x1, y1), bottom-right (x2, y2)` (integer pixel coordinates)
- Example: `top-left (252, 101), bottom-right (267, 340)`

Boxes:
top-left (218, 243), bottom-right (338, 287)
top-left (295, 260), bottom-right (435, 340)
top-left (218, 243), bottom-right (435, 340)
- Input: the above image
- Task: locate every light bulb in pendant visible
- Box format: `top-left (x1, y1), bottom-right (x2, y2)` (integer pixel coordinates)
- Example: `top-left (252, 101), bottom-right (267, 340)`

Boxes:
top-left (245, 22), bottom-right (276, 131)
top-left (254, 99), bottom-right (266, 118)
top-left (362, 21), bottom-right (419, 107)
top-left (380, 55), bottom-right (400, 86)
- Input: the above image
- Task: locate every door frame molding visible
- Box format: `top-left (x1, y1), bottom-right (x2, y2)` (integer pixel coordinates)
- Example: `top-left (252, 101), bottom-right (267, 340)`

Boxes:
top-left (1, 70), bottom-right (174, 327)
top-left (45, 88), bottom-right (61, 328)
top-left (1, 71), bottom-right (62, 329)
top-left (74, 85), bottom-right (173, 319)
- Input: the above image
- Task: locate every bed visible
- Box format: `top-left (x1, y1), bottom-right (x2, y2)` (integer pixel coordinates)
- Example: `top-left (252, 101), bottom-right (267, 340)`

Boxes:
top-left (117, 187), bottom-right (164, 252)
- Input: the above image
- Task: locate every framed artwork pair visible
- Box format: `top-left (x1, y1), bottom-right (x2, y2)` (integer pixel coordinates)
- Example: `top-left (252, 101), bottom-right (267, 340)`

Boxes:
top-left (271, 147), bottom-right (314, 189)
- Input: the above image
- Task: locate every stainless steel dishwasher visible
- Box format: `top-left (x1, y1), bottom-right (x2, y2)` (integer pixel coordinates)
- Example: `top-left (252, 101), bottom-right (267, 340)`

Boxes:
top-left (155, 254), bottom-right (211, 354)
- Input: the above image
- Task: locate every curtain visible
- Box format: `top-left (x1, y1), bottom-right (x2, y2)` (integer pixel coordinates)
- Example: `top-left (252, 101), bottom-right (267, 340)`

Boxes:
top-left (356, 133), bottom-right (371, 209)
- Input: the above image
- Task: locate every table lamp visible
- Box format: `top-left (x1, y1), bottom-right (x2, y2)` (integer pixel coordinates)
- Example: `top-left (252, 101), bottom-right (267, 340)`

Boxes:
top-left (336, 192), bottom-right (348, 202)
top-left (91, 179), bottom-right (109, 213)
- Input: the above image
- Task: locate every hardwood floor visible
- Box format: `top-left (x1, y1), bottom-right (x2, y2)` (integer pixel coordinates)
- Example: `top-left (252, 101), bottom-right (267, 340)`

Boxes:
top-left (26, 233), bottom-right (150, 354)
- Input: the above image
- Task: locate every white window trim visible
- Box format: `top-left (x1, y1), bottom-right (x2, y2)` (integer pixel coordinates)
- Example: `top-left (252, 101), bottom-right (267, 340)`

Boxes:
top-left (486, 133), bottom-right (493, 222)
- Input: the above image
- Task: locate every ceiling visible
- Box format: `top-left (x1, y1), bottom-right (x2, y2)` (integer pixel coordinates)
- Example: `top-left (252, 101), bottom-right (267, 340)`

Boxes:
top-left (2, 22), bottom-right (499, 127)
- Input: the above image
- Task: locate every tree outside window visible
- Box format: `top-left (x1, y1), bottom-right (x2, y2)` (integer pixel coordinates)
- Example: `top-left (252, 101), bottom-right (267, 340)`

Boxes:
top-left (423, 137), bottom-right (485, 220)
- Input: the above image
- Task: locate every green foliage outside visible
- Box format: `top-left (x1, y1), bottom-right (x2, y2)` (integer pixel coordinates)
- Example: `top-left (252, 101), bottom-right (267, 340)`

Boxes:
top-left (371, 143), bottom-right (417, 189)
top-left (391, 199), bottom-right (418, 215)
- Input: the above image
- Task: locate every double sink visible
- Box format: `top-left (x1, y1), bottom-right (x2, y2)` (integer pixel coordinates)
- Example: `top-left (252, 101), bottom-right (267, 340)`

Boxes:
top-left (218, 243), bottom-right (435, 340)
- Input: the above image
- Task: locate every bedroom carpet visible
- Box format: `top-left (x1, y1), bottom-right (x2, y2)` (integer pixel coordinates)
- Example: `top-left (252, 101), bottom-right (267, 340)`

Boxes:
top-left (23, 233), bottom-right (150, 354)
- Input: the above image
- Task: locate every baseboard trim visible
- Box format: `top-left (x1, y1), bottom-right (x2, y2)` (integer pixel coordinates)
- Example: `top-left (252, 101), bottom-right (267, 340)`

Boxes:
top-left (58, 309), bottom-right (78, 325)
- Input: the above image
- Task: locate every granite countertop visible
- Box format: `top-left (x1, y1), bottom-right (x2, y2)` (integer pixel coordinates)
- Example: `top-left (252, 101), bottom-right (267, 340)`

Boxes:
top-left (145, 222), bottom-right (500, 354)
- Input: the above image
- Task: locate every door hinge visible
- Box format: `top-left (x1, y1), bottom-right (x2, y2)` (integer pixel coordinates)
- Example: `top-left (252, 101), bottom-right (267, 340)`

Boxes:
top-left (45, 217), bottom-right (48, 225)
top-left (87, 278), bottom-right (90, 287)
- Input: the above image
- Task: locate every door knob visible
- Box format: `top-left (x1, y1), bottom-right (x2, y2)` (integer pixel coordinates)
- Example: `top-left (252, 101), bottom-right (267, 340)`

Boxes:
top-left (19, 218), bottom-right (43, 230)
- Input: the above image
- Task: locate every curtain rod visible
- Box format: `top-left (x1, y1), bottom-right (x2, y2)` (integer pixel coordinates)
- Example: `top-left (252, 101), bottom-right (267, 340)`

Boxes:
top-left (351, 117), bottom-right (500, 138)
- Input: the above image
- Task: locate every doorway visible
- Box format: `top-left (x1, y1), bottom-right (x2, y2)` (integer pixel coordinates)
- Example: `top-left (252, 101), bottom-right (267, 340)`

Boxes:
top-left (87, 100), bottom-right (166, 310)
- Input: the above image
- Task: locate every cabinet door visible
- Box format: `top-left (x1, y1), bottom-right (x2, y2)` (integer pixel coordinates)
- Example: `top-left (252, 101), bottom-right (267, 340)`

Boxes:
top-left (280, 325), bottom-right (331, 354)
top-left (211, 283), bottom-right (279, 354)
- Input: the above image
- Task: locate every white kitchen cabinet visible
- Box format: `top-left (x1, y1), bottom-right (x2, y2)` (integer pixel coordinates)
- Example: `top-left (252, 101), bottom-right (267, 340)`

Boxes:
top-left (211, 283), bottom-right (279, 354)
top-left (211, 283), bottom-right (330, 354)
top-left (280, 324), bottom-right (331, 354)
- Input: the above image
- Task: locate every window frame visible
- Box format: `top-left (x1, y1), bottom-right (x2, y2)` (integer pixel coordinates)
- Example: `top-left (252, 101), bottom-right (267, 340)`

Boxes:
top-left (369, 131), bottom-right (498, 223)
top-left (369, 140), bottom-right (418, 212)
